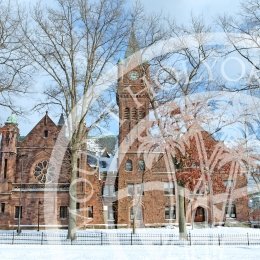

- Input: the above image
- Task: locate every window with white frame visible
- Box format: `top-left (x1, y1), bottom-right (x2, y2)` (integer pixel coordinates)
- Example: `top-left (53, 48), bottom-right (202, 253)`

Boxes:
top-left (130, 206), bottom-right (142, 220)
top-left (224, 180), bottom-right (234, 188)
top-left (103, 184), bottom-right (115, 197)
top-left (164, 182), bottom-right (175, 195)
top-left (15, 206), bottom-right (22, 219)
top-left (108, 206), bottom-right (114, 220)
top-left (125, 159), bottom-right (133, 171)
top-left (87, 206), bottom-right (93, 218)
top-left (138, 160), bottom-right (145, 171)
top-left (128, 183), bottom-right (143, 196)
top-left (135, 184), bottom-right (143, 195)
top-left (127, 184), bottom-right (134, 196)
top-left (225, 204), bottom-right (236, 218)
top-left (60, 206), bottom-right (67, 219)
top-left (165, 206), bottom-right (176, 220)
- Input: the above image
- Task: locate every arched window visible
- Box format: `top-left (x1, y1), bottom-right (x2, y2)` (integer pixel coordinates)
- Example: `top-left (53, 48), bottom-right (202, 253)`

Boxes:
top-left (125, 159), bottom-right (133, 171)
top-left (44, 130), bottom-right (49, 138)
top-left (138, 160), bottom-right (145, 171)
top-left (124, 108), bottom-right (130, 119)
top-left (131, 108), bottom-right (137, 120)
top-left (138, 108), bottom-right (145, 119)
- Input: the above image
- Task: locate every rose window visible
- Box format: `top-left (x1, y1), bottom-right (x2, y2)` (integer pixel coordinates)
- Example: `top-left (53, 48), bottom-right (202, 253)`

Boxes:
top-left (34, 160), bottom-right (55, 183)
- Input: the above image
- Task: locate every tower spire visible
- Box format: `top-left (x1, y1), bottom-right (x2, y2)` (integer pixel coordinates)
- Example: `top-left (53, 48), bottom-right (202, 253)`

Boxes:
top-left (58, 113), bottom-right (65, 126)
top-left (125, 28), bottom-right (140, 58)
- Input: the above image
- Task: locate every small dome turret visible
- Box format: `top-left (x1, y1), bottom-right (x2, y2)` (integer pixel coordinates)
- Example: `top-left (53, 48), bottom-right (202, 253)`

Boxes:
top-left (5, 113), bottom-right (17, 125)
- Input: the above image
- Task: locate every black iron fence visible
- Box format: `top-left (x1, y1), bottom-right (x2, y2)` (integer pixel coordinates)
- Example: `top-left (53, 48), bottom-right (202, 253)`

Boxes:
top-left (0, 231), bottom-right (260, 245)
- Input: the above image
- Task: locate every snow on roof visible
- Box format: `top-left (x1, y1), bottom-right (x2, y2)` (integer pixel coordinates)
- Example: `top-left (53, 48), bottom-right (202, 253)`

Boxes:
top-left (87, 135), bottom-right (117, 155)
top-left (86, 135), bottom-right (118, 172)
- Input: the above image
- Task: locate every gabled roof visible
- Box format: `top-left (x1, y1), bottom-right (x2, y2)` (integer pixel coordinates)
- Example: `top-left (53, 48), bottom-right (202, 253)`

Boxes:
top-left (18, 112), bottom-right (57, 143)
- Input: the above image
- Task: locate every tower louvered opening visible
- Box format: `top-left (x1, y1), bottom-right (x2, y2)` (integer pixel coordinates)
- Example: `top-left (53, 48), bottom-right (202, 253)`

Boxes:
top-left (124, 107), bottom-right (130, 119)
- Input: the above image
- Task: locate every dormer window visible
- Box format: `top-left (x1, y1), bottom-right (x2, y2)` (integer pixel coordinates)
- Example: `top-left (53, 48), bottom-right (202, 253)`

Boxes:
top-left (44, 130), bottom-right (49, 138)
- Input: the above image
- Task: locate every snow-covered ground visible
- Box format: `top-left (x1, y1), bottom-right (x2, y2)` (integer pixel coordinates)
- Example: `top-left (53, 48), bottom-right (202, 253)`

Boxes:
top-left (0, 245), bottom-right (259, 260)
top-left (0, 228), bottom-right (260, 259)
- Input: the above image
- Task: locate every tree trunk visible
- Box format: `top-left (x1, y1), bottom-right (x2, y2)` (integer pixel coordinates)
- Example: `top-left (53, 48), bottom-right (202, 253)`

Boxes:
top-left (67, 147), bottom-right (78, 240)
top-left (208, 180), bottom-right (214, 228)
top-left (133, 217), bottom-right (136, 234)
top-left (178, 184), bottom-right (187, 240)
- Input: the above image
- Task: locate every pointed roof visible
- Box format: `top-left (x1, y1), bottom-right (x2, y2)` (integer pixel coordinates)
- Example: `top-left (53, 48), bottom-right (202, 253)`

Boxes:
top-left (101, 148), bottom-right (110, 158)
top-left (44, 111), bottom-right (48, 126)
top-left (58, 113), bottom-right (65, 126)
top-left (18, 113), bottom-right (57, 144)
top-left (125, 30), bottom-right (140, 58)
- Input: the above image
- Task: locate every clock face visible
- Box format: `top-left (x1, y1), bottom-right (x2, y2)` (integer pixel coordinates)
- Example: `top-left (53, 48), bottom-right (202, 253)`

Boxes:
top-left (128, 71), bottom-right (140, 81)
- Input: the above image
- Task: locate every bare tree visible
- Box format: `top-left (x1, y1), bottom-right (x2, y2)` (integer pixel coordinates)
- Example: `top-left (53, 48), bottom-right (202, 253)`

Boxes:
top-left (142, 16), bottom-right (221, 233)
top-left (220, 0), bottom-right (260, 196)
top-left (0, 0), bottom-right (29, 117)
top-left (151, 16), bottom-right (217, 103)
top-left (20, 0), bottom-right (131, 240)
top-left (220, 0), bottom-right (260, 93)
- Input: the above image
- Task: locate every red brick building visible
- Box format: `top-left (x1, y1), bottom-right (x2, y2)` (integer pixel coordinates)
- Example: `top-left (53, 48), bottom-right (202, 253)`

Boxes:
top-left (0, 34), bottom-right (249, 230)
top-left (0, 113), bottom-right (70, 229)
top-left (115, 35), bottom-right (249, 228)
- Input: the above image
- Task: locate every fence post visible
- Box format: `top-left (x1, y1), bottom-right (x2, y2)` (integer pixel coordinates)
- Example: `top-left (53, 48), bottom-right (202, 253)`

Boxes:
top-left (218, 234), bottom-right (220, 246)
top-left (160, 234), bottom-right (162, 246)
top-left (247, 233), bottom-right (250, 246)
top-left (130, 232), bottom-right (133, 245)
top-left (189, 232), bottom-right (191, 246)
top-left (41, 232), bottom-right (44, 245)
top-left (12, 231), bottom-right (15, 244)
top-left (101, 232), bottom-right (103, 246)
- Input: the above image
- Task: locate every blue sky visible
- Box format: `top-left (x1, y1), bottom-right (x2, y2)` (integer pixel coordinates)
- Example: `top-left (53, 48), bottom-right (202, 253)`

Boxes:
top-left (19, 0), bottom-right (242, 20)
top-left (3, 0), bottom-right (243, 136)
top-left (141, 0), bottom-right (241, 24)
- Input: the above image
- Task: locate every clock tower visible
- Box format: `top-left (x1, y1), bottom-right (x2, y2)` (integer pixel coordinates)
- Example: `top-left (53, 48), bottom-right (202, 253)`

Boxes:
top-left (117, 31), bottom-right (150, 148)
top-left (116, 30), bottom-right (151, 226)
